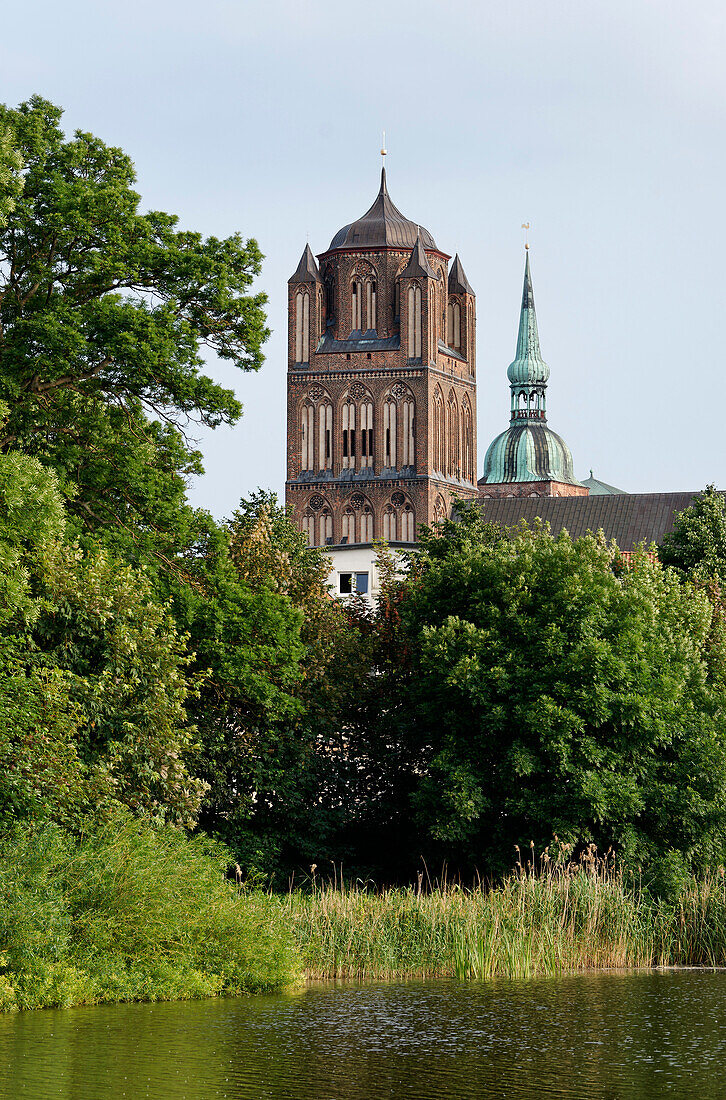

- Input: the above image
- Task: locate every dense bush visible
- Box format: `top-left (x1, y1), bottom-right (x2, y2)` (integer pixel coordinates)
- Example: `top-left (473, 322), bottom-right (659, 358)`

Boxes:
top-left (0, 816), bottom-right (299, 1010)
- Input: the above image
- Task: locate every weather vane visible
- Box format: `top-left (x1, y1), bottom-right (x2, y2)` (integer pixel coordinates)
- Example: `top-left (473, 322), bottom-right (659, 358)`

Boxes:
top-left (381, 131), bottom-right (387, 163)
top-left (521, 222), bottom-right (531, 250)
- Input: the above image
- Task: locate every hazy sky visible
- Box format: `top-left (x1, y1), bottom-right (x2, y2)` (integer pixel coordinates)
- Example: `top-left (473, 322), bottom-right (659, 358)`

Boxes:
top-left (3, 1), bottom-right (724, 515)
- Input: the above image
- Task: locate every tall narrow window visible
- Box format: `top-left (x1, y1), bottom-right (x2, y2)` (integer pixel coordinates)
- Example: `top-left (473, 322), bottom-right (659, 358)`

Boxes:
top-left (367, 281), bottom-right (376, 330)
top-left (383, 399), bottom-right (397, 468)
top-left (402, 506), bottom-right (415, 542)
top-left (321, 509), bottom-right (332, 544)
top-left (318, 402), bottom-right (333, 470)
top-left (448, 396), bottom-right (459, 478)
top-left (402, 398), bottom-right (415, 467)
top-left (447, 302), bottom-right (453, 346)
top-left (302, 514), bottom-right (315, 546)
top-left (453, 302), bottom-right (461, 349)
top-left (433, 390), bottom-right (444, 473)
top-left (407, 285), bottom-right (422, 359)
top-left (394, 280), bottom-right (400, 319)
top-left (342, 401), bottom-right (356, 469)
top-left (351, 281), bottom-right (362, 330)
top-left (383, 508), bottom-right (395, 542)
top-left (342, 509), bottom-right (355, 544)
top-left (295, 292), bottom-right (303, 362)
top-left (360, 401), bottom-right (374, 468)
top-left (361, 508), bottom-right (373, 542)
top-left (301, 404), bottom-right (314, 470)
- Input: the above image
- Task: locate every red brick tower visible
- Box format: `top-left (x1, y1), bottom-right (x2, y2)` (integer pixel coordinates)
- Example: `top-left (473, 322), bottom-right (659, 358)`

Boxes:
top-left (285, 168), bottom-right (478, 553)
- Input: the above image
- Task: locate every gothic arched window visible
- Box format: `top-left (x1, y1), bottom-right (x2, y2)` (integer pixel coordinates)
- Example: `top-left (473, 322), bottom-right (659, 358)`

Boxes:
top-left (302, 513), bottom-right (315, 546)
top-left (321, 508), bottom-right (333, 544)
top-left (351, 280), bottom-right (362, 331)
top-left (342, 507), bottom-right (356, 544)
top-left (402, 397), bottom-right (415, 468)
top-left (360, 400), bottom-right (374, 469)
top-left (401, 504), bottom-right (415, 542)
top-left (448, 392), bottom-right (459, 479)
top-left (361, 506), bottom-right (374, 543)
top-left (295, 292), bottom-right (310, 364)
top-left (433, 387), bottom-right (445, 473)
top-left (462, 396), bottom-right (473, 483)
top-left (300, 402), bottom-right (314, 471)
top-left (407, 284), bottom-right (422, 359)
top-left (383, 506), bottom-right (396, 542)
top-left (366, 279), bottom-right (377, 331)
top-left (318, 402), bottom-right (333, 470)
top-left (383, 398), bottom-right (397, 468)
top-left (447, 301), bottom-right (461, 349)
top-left (342, 400), bottom-right (356, 470)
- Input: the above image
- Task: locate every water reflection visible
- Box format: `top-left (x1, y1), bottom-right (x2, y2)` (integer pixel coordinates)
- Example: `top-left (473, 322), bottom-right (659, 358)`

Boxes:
top-left (0, 971), bottom-right (725, 1099)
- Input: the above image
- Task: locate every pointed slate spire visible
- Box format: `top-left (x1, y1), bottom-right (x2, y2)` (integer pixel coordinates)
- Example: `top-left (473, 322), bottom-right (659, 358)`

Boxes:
top-left (448, 254), bottom-right (474, 296)
top-left (506, 251), bottom-right (549, 387)
top-left (400, 228), bottom-right (435, 279)
top-left (289, 244), bottom-right (321, 284)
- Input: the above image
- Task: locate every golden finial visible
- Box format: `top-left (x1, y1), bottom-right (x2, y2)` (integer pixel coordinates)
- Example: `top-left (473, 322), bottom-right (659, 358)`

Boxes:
top-left (381, 130), bottom-right (387, 161)
top-left (521, 222), bottom-right (531, 250)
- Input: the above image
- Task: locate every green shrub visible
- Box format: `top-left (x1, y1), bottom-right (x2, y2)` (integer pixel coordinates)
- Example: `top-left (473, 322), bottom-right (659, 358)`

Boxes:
top-left (0, 816), bottom-right (299, 1011)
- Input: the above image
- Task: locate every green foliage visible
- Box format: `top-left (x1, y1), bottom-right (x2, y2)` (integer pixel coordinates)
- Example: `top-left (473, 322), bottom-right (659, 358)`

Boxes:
top-left (0, 121), bottom-right (22, 228)
top-left (659, 486), bottom-right (726, 582)
top-left (286, 854), bottom-right (726, 981)
top-left (386, 521), bottom-right (726, 875)
top-left (186, 493), bottom-right (364, 877)
top-left (0, 96), bottom-right (269, 550)
top-left (0, 817), bottom-right (299, 1011)
top-left (0, 447), bottom-right (203, 827)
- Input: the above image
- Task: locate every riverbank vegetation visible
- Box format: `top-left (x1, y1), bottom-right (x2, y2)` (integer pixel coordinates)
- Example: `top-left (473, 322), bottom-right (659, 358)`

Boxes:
top-left (3, 97), bottom-right (726, 1010)
top-left (288, 850), bottom-right (726, 981)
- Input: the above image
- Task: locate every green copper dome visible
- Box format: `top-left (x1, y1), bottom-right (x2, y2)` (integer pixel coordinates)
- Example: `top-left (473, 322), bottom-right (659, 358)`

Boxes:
top-left (481, 251), bottom-right (583, 488)
top-left (482, 424), bottom-right (579, 484)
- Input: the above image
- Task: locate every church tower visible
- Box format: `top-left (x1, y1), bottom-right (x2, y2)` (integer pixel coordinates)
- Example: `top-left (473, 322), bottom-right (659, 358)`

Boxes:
top-left (478, 250), bottom-right (587, 499)
top-left (285, 168), bottom-right (478, 587)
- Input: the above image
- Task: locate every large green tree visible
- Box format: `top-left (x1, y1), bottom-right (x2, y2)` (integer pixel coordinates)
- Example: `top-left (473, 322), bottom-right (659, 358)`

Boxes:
top-left (383, 519), bottom-right (726, 877)
top-left (0, 96), bottom-right (269, 560)
top-left (0, 445), bottom-right (204, 828)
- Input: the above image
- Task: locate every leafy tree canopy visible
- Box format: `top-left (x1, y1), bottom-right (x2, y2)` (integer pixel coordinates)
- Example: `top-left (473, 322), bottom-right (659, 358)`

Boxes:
top-left (0, 96), bottom-right (269, 554)
top-left (391, 521), bottom-right (726, 876)
top-left (659, 486), bottom-right (726, 582)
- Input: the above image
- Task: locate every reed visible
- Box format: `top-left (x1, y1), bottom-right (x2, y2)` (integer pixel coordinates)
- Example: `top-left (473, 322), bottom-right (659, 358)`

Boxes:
top-left (283, 846), bottom-right (726, 981)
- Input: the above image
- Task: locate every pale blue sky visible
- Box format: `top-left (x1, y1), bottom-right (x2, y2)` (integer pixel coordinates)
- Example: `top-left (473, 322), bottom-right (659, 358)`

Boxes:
top-left (3, 1), bottom-right (724, 515)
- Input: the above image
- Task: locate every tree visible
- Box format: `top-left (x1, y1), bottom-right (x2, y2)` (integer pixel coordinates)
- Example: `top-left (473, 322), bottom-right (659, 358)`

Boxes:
top-left (659, 486), bottom-right (726, 582)
top-left (388, 522), bottom-right (726, 876)
top-left (0, 446), bottom-right (204, 828)
top-left (0, 96), bottom-right (269, 557)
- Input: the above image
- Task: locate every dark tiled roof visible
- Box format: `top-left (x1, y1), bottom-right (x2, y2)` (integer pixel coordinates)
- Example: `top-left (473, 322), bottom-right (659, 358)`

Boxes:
top-left (448, 254), bottom-right (474, 296)
top-left (326, 168), bottom-right (438, 252)
top-left (479, 492), bottom-right (701, 552)
top-left (289, 244), bottom-right (321, 284)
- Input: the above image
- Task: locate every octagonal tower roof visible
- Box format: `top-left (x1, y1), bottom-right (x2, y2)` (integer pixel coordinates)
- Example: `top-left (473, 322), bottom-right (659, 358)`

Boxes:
top-left (327, 168), bottom-right (438, 252)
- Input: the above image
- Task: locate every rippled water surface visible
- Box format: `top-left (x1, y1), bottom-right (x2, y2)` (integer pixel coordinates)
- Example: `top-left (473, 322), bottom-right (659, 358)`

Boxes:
top-left (1, 971), bottom-right (726, 1099)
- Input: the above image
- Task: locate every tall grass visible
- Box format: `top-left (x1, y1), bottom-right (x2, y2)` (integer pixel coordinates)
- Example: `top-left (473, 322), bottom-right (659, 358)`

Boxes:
top-left (0, 817), bottom-right (299, 1011)
top-left (285, 846), bottom-right (726, 981)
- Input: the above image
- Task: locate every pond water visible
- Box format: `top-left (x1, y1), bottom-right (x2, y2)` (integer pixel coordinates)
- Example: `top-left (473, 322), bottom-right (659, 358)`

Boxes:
top-left (0, 970), bottom-right (725, 1099)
